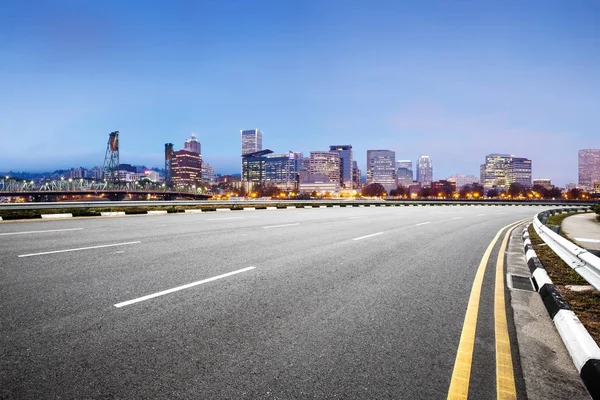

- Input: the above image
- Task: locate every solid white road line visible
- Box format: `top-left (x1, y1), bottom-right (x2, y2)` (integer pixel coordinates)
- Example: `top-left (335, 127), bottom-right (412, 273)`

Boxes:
top-left (478, 214), bottom-right (487, 216)
top-left (206, 217), bottom-right (245, 221)
top-left (263, 223), bottom-right (300, 229)
top-left (452, 217), bottom-right (464, 220)
top-left (114, 266), bottom-right (256, 308)
top-left (0, 228), bottom-right (84, 236)
top-left (18, 241), bottom-right (141, 258)
top-left (353, 232), bottom-right (384, 241)
top-left (575, 238), bottom-right (600, 243)
top-left (348, 216), bottom-right (368, 219)
top-left (415, 222), bottom-right (431, 226)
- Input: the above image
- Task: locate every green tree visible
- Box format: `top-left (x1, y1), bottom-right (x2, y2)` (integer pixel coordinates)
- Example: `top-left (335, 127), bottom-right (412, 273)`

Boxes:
top-left (389, 185), bottom-right (407, 197)
top-left (508, 183), bottom-right (525, 197)
top-left (362, 183), bottom-right (387, 197)
top-left (487, 188), bottom-right (499, 198)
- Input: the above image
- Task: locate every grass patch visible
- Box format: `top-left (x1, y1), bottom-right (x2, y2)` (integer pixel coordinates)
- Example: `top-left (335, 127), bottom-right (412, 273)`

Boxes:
top-left (561, 289), bottom-right (600, 345)
top-left (547, 212), bottom-right (577, 226)
top-left (528, 224), bottom-right (600, 345)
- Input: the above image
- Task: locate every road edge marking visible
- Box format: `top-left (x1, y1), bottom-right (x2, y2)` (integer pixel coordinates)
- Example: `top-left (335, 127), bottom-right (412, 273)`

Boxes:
top-left (447, 219), bottom-right (526, 400)
top-left (495, 225), bottom-right (518, 400)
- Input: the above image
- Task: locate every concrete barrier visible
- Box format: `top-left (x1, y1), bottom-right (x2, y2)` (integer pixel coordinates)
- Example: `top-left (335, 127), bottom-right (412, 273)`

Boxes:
top-left (216, 208), bottom-right (231, 212)
top-left (41, 213), bottom-right (73, 219)
top-left (100, 212), bottom-right (126, 217)
top-left (243, 207), bottom-right (256, 211)
top-left (522, 226), bottom-right (600, 399)
top-left (184, 209), bottom-right (204, 214)
top-left (147, 210), bottom-right (168, 215)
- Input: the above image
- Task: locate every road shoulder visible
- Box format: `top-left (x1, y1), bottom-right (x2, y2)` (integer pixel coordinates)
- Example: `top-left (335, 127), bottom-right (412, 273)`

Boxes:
top-left (507, 224), bottom-right (591, 400)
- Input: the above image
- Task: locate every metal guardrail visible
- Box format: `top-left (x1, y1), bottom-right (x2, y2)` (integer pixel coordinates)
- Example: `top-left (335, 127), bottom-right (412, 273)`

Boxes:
top-left (0, 199), bottom-right (596, 211)
top-left (533, 207), bottom-right (600, 291)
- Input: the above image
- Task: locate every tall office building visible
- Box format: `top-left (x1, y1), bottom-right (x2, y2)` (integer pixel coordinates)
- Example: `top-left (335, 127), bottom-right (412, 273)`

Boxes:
top-left (508, 157), bottom-right (532, 189)
top-left (242, 149), bottom-right (273, 191)
top-left (480, 154), bottom-right (532, 191)
top-left (184, 133), bottom-right (201, 155)
top-left (265, 152), bottom-right (302, 190)
top-left (396, 160), bottom-right (413, 187)
top-left (578, 149), bottom-right (600, 190)
top-left (241, 129), bottom-right (263, 156)
top-left (309, 151), bottom-right (341, 184)
top-left (329, 145), bottom-right (353, 188)
top-left (416, 156), bottom-right (433, 187)
top-left (352, 161), bottom-right (361, 188)
top-left (171, 150), bottom-right (202, 187)
top-left (298, 151), bottom-right (341, 193)
top-left (480, 154), bottom-right (510, 190)
top-left (366, 150), bottom-right (397, 192)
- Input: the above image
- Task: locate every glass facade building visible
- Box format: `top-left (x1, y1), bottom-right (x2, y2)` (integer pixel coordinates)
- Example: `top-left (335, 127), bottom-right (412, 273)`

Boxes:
top-left (329, 145), bottom-right (353, 188)
top-left (416, 155), bottom-right (433, 187)
top-left (480, 154), bottom-right (532, 191)
top-left (241, 129), bottom-right (263, 156)
top-left (396, 160), bottom-right (413, 187)
top-left (578, 149), bottom-right (600, 190)
top-left (265, 152), bottom-right (302, 189)
top-left (366, 150), bottom-right (397, 192)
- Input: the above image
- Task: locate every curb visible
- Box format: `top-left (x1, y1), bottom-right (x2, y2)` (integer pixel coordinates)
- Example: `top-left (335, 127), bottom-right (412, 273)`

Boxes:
top-left (147, 210), bottom-right (167, 215)
top-left (41, 213), bottom-right (73, 219)
top-left (100, 212), bottom-right (125, 217)
top-left (522, 226), bottom-right (600, 399)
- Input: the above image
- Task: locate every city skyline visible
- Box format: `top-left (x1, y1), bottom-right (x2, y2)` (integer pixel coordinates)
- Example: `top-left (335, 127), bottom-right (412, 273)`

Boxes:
top-left (1, 1), bottom-right (599, 186)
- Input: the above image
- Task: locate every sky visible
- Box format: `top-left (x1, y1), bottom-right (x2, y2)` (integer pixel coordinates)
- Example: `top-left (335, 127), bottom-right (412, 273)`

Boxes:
top-left (0, 0), bottom-right (598, 186)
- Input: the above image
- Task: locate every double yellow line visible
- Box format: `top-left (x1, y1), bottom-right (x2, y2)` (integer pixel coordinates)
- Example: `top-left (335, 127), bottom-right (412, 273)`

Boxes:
top-left (447, 219), bottom-right (528, 400)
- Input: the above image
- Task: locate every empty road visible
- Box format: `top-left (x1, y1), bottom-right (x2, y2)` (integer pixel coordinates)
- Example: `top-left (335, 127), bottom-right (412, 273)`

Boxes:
top-left (1, 205), bottom-right (548, 398)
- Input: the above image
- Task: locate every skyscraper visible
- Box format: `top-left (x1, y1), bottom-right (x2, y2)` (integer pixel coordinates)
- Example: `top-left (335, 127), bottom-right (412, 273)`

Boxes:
top-left (366, 150), bottom-right (397, 192)
top-left (329, 145), bottom-right (353, 188)
top-left (352, 161), bottom-right (361, 188)
top-left (578, 149), bottom-right (600, 190)
top-left (184, 133), bottom-right (201, 155)
top-left (241, 129), bottom-right (263, 156)
top-left (396, 160), bottom-right (413, 187)
top-left (416, 155), bottom-right (433, 187)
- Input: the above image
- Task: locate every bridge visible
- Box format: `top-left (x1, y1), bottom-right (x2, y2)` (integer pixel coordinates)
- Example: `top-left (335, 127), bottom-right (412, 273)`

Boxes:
top-left (0, 177), bottom-right (210, 201)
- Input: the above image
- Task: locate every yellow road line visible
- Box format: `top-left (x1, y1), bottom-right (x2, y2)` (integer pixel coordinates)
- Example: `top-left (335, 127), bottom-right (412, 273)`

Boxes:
top-left (447, 219), bottom-right (527, 400)
top-left (495, 226), bottom-right (518, 400)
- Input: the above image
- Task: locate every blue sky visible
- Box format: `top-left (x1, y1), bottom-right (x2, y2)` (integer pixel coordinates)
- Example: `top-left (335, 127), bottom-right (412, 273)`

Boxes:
top-left (1, 0), bottom-right (598, 185)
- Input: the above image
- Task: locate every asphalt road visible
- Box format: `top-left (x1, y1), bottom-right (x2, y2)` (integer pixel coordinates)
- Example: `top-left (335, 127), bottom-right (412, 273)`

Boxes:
top-left (1, 205), bottom-right (548, 399)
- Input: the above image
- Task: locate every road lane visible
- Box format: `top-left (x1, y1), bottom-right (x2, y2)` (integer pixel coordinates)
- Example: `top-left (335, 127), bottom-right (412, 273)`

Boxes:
top-left (1, 205), bottom-right (551, 398)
